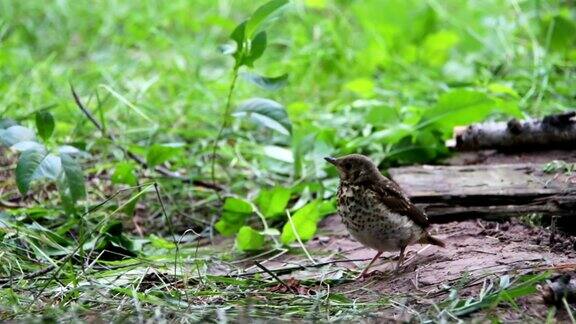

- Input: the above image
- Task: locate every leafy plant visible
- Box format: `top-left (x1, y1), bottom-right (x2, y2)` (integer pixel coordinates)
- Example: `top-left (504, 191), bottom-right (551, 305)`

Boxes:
top-left (210, 0), bottom-right (290, 186)
top-left (0, 115), bottom-right (86, 214)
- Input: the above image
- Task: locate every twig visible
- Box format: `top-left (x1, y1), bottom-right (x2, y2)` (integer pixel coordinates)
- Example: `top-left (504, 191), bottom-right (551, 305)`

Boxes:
top-left (71, 84), bottom-right (222, 191)
top-left (153, 183), bottom-right (180, 280)
top-left (254, 261), bottom-right (294, 293)
top-left (233, 258), bottom-right (370, 278)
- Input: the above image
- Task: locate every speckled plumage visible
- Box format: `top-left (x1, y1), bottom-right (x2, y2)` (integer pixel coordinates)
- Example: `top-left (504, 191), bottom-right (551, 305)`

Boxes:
top-left (325, 154), bottom-right (445, 277)
top-left (338, 182), bottom-right (423, 252)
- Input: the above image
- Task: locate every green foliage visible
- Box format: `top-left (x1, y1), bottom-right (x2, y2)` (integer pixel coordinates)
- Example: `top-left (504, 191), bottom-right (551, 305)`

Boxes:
top-left (257, 186), bottom-right (291, 219)
top-left (35, 111), bottom-right (55, 141)
top-left (15, 148), bottom-right (48, 195)
top-left (280, 200), bottom-right (320, 245)
top-left (214, 197), bottom-right (254, 236)
top-left (235, 225), bottom-right (265, 251)
top-left (0, 0), bottom-right (574, 320)
top-left (146, 143), bottom-right (184, 168)
top-left (241, 72), bottom-right (288, 91)
top-left (2, 120), bottom-right (86, 213)
top-left (111, 161), bottom-right (138, 186)
top-left (234, 98), bottom-right (292, 135)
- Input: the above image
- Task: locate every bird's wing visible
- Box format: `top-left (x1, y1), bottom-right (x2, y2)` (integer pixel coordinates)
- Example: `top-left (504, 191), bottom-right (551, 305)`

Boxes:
top-left (367, 178), bottom-right (430, 229)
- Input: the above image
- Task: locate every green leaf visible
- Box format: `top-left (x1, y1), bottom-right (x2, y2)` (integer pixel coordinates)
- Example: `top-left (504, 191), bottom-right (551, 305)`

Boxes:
top-left (224, 197), bottom-right (253, 214)
top-left (15, 148), bottom-right (48, 195)
top-left (0, 125), bottom-right (35, 147)
top-left (245, 0), bottom-right (289, 38)
top-left (245, 31), bottom-right (267, 67)
top-left (11, 141), bottom-right (45, 152)
top-left (149, 234), bottom-right (176, 249)
top-left (111, 161), bottom-right (138, 186)
top-left (280, 201), bottom-right (320, 245)
top-left (36, 154), bottom-right (63, 180)
top-left (421, 90), bottom-right (494, 137)
top-left (241, 72), bottom-right (288, 90)
top-left (230, 21), bottom-right (247, 62)
top-left (542, 15), bottom-right (576, 52)
top-left (214, 197), bottom-right (254, 236)
top-left (60, 153), bottom-right (86, 202)
top-left (0, 118), bottom-right (17, 130)
top-left (235, 226), bottom-right (265, 252)
top-left (35, 111), bottom-right (55, 141)
top-left (365, 105), bottom-right (399, 125)
top-left (146, 143), bottom-right (183, 168)
top-left (234, 98), bottom-right (292, 135)
top-left (257, 186), bottom-right (291, 218)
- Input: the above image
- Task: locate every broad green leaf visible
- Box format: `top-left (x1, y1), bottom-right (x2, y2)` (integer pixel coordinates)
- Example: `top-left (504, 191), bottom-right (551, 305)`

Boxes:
top-left (0, 118), bottom-right (17, 130)
top-left (111, 161), bottom-right (138, 186)
top-left (0, 125), bottom-right (35, 147)
top-left (16, 148), bottom-right (48, 195)
top-left (365, 106), bottom-right (399, 125)
top-left (149, 234), bottom-right (176, 249)
top-left (146, 143), bottom-right (183, 168)
top-left (281, 200), bottom-right (320, 245)
top-left (235, 226), bottom-right (265, 251)
top-left (542, 14), bottom-right (576, 52)
top-left (257, 187), bottom-right (291, 218)
top-left (245, 0), bottom-right (288, 38)
top-left (214, 197), bottom-right (254, 236)
top-left (224, 197), bottom-right (253, 214)
top-left (35, 111), bottom-right (55, 141)
top-left (36, 154), bottom-right (62, 180)
top-left (317, 200), bottom-right (337, 218)
top-left (234, 98), bottom-right (292, 135)
top-left (263, 145), bottom-right (294, 163)
top-left (244, 31), bottom-right (267, 67)
top-left (230, 21), bottom-right (247, 62)
top-left (58, 145), bottom-right (82, 155)
top-left (60, 153), bottom-right (86, 202)
top-left (241, 72), bottom-right (288, 90)
top-left (421, 90), bottom-right (494, 137)
top-left (11, 141), bottom-right (45, 152)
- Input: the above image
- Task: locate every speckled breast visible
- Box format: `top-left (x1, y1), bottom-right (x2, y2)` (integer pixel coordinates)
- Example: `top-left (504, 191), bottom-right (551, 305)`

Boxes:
top-left (337, 183), bottom-right (423, 251)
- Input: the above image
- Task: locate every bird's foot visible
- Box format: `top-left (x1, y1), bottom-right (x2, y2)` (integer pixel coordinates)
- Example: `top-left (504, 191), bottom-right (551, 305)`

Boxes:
top-left (355, 270), bottom-right (387, 281)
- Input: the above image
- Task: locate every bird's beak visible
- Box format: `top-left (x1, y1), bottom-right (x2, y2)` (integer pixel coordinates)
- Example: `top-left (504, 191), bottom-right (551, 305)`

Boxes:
top-left (324, 156), bottom-right (338, 165)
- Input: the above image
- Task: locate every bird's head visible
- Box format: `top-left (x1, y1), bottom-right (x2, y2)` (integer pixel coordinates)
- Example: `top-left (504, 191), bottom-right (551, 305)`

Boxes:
top-left (324, 154), bottom-right (379, 183)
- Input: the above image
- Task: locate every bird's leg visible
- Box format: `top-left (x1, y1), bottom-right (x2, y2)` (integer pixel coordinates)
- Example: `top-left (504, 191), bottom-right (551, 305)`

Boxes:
top-left (394, 246), bottom-right (406, 273)
top-left (357, 251), bottom-right (383, 279)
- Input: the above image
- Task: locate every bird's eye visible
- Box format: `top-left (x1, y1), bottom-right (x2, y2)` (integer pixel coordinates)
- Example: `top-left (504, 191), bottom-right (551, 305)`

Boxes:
top-left (343, 162), bottom-right (352, 169)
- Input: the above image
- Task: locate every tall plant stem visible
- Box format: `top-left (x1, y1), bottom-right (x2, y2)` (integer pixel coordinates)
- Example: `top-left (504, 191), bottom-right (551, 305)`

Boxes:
top-left (211, 65), bottom-right (240, 199)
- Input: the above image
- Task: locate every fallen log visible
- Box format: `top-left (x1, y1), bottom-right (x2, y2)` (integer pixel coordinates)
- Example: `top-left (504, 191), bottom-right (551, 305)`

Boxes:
top-left (447, 112), bottom-right (576, 151)
top-left (388, 163), bottom-right (576, 222)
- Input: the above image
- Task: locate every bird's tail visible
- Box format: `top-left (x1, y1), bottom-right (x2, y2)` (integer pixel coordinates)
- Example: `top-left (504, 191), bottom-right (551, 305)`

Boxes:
top-left (419, 233), bottom-right (446, 248)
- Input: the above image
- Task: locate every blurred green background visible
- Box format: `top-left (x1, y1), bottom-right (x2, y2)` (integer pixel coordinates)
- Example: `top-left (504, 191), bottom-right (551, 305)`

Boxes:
top-left (1, 0), bottom-right (575, 196)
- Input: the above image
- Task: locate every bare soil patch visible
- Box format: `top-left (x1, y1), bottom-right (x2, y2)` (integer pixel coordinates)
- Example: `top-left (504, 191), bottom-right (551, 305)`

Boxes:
top-left (222, 215), bottom-right (576, 321)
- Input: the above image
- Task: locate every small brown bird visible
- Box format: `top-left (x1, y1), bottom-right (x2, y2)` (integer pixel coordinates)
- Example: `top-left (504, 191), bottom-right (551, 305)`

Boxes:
top-left (325, 154), bottom-right (445, 278)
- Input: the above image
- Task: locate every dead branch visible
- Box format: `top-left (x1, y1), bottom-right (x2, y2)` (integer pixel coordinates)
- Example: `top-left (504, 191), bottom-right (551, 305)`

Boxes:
top-left (448, 112), bottom-right (576, 151)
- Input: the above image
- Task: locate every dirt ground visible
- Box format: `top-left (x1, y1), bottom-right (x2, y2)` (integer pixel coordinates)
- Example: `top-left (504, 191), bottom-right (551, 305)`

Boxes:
top-left (224, 215), bottom-right (576, 321)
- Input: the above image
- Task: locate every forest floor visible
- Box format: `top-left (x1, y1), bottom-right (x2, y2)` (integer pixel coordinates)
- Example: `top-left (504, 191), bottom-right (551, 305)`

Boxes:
top-left (215, 215), bottom-right (576, 322)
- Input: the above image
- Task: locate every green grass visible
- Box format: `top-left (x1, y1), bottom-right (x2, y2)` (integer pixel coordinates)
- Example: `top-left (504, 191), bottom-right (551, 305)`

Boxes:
top-left (0, 0), bottom-right (575, 321)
